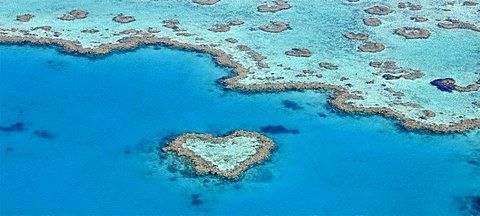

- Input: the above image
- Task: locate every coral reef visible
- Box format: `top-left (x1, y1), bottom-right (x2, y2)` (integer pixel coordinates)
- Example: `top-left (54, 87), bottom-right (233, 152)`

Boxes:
top-left (344, 32), bottom-right (369, 41)
top-left (58, 9), bottom-right (88, 21)
top-left (410, 16), bottom-right (428, 22)
top-left (363, 18), bottom-right (382, 26)
top-left (257, 0), bottom-right (291, 12)
top-left (16, 14), bottom-right (34, 22)
top-left (208, 24), bottom-right (230, 32)
top-left (237, 45), bottom-right (269, 68)
top-left (225, 38), bottom-right (238, 43)
top-left (193, 0), bottom-right (220, 5)
top-left (371, 61), bottom-right (425, 80)
top-left (398, 2), bottom-right (423, 10)
top-left (259, 21), bottom-right (289, 33)
top-left (81, 29), bottom-right (99, 33)
top-left (364, 5), bottom-right (393, 15)
top-left (285, 48), bottom-right (312, 57)
top-left (113, 14), bottom-right (136, 23)
top-left (430, 78), bottom-right (479, 92)
top-left (438, 18), bottom-right (480, 32)
top-left (229, 20), bottom-right (244, 26)
top-left (394, 27), bottom-right (431, 39)
top-left (161, 130), bottom-right (275, 179)
top-left (462, 1), bottom-right (479, 6)
top-left (1, 0), bottom-right (478, 133)
top-left (2, 34), bottom-right (478, 132)
top-left (162, 20), bottom-right (180, 30)
top-left (358, 42), bottom-right (385, 52)
top-left (319, 62), bottom-right (338, 70)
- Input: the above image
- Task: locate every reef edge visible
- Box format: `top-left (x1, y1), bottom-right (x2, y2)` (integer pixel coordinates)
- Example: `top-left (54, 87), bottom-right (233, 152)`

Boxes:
top-left (1, 35), bottom-right (478, 133)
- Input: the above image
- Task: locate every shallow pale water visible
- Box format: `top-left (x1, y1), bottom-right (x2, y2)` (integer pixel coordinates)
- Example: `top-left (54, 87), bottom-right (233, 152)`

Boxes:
top-left (1, 0), bottom-right (479, 127)
top-left (1, 45), bottom-right (479, 215)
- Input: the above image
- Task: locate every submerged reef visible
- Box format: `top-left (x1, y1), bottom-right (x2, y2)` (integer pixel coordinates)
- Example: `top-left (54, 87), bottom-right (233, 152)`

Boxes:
top-left (58, 10), bottom-right (88, 21)
top-left (430, 78), bottom-right (479, 93)
top-left (319, 62), bottom-right (338, 70)
top-left (161, 130), bottom-right (275, 179)
top-left (398, 2), bottom-right (423, 10)
top-left (257, 0), bottom-right (291, 13)
top-left (410, 16), bottom-right (428, 22)
top-left (394, 27), bottom-right (431, 39)
top-left (344, 32), bottom-right (369, 41)
top-left (112, 14), bottom-right (135, 23)
top-left (16, 14), bottom-right (33, 22)
top-left (33, 130), bottom-right (56, 139)
top-left (81, 29), bottom-right (99, 33)
top-left (32, 26), bottom-right (52, 31)
top-left (463, 1), bottom-right (479, 6)
top-left (208, 24), bottom-right (230, 32)
top-left (363, 18), bottom-right (382, 26)
top-left (0, 122), bottom-right (25, 132)
top-left (358, 42), bottom-right (385, 52)
top-left (191, 194), bottom-right (204, 206)
top-left (282, 100), bottom-right (303, 110)
top-left (260, 125), bottom-right (299, 134)
top-left (1, 0), bottom-right (479, 132)
top-left (259, 21), bottom-right (289, 33)
top-left (193, 0), bottom-right (220, 5)
top-left (458, 195), bottom-right (480, 215)
top-left (371, 61), bottom-right (425, 80)
top-left (285, 48), bottom-right (312, 57)
top-left (364, 5), bottom-right (393, 15)
top-left (438, 18), bottom-right (480, 32)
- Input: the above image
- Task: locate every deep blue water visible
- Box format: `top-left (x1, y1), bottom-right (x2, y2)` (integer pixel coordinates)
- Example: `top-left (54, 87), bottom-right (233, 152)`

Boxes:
top-left (1, 45), bottom-right (479, 215)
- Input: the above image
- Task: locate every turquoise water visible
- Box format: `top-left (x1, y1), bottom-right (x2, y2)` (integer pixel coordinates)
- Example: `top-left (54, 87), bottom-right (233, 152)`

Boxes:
top-left (1, 45), bottom-right (479, 215)
top-left (1, 0), bottom-right (479, 127)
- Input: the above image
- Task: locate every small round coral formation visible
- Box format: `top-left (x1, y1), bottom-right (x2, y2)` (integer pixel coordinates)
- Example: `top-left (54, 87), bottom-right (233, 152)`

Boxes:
top-left (285, 48), bottom-right (312, 57)
top-left (358, 42), bottom-right (385, 52)
top-left (364, 5), bottom-right (393, 15)
top-left (394, 27), bottom-right (431, 39)
top-left (58, 9), bottom-right (88, 21)
top-left (113, 14), bottom-right (136, 23)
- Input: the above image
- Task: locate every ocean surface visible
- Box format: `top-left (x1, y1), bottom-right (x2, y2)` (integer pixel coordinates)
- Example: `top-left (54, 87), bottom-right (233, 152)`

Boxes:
top-left (1, 0), bottom-right (479, 126)
top-left (1, 45), bottom-right (479, 215)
